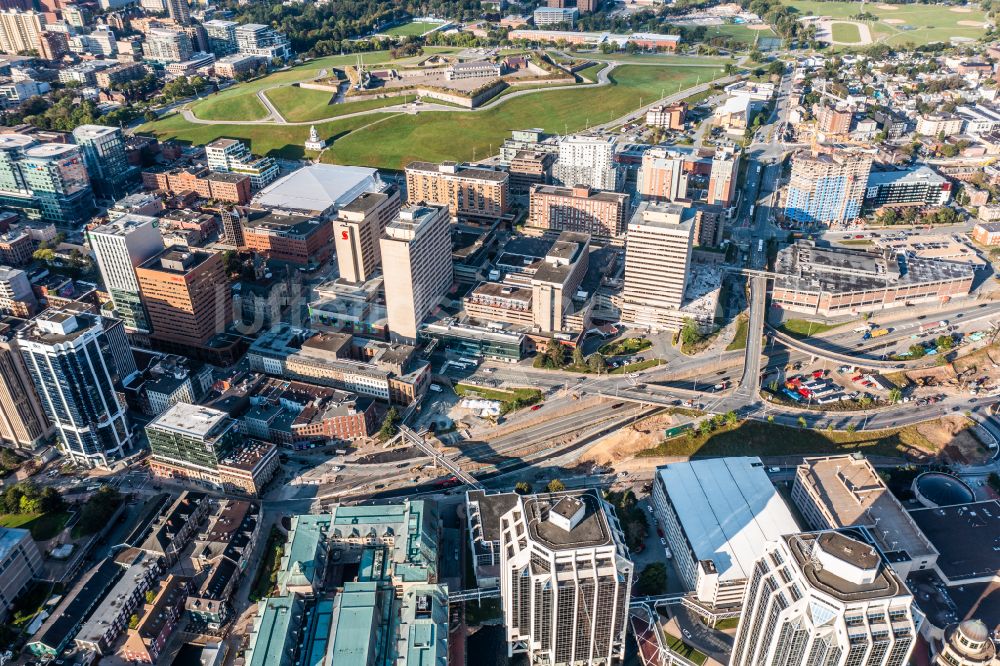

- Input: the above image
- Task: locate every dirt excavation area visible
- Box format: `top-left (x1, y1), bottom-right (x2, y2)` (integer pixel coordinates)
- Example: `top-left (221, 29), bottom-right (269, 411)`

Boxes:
top-left (915, 415), bottom-right (991, 465)
top-left (581, 412), bottom-right (688, 465)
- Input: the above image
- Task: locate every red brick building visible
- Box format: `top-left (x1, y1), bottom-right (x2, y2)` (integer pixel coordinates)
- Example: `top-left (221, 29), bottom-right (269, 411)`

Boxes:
top-left (240, 209), bottom-right (333, 266)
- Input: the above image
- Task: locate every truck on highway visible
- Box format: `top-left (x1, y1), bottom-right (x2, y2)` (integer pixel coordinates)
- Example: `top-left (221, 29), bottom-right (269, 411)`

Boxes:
top-left (919, 320), bottom-right (948, 334)
top-left (870, 328), bottom-right (890, 338)
top-left (757, 239), bottom-right (764, 253)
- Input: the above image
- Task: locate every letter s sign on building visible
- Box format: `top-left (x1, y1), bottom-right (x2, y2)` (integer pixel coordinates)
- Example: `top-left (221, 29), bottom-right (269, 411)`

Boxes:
top-left (341, 231), bottom-right (349, 240)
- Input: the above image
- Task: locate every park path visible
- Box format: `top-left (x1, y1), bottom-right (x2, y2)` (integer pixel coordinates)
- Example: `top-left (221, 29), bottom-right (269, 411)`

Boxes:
top-left (180, 62), bottom-right (619, 126)
top-left (178, 52), bottom-right (739, 129)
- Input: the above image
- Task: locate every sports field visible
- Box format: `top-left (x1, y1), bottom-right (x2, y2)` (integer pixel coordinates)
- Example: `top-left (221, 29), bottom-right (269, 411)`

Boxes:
top-left (782, 0), bottom-right (988, 46)
top-left (139, 61), bottom-right (726, 168)
top-left (830, 21), bottom-right (862, 42)
top-left (383, 21), bottom-right (442, 36)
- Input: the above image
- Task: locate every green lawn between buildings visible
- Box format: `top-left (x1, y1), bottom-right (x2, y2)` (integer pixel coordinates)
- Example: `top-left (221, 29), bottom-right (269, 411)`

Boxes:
top-left (0, 511), bottom-right (70, 541)
top-left (140, 62), bottom-right (725, 169)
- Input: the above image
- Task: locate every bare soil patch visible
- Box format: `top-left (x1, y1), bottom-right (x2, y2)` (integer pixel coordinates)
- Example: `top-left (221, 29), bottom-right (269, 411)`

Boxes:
top-left (949, 6), bottom-right (973, 12)
top-left (581, 412), bottom-right (684, 465)
top-left (883, 18), bottom-right (906, 24)
top-left (957, 19), bottom-right (986, 26)
top-left (875, 3), bottom-right (899, 9)
top-left (915, 415), bottom-right (989, 465)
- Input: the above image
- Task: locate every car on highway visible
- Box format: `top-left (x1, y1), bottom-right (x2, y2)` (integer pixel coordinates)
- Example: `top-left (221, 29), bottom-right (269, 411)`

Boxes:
top-left (530, 404), bottom-right (542, 411)
top-left (660, 537), bottom-right (667, 546)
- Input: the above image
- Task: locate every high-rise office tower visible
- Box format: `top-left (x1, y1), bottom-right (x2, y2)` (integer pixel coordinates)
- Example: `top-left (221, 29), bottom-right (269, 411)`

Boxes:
top-left (636, 148), bottom-right (689, 202)
top-left (334, 186), bottom-right (401, 283)
top-left (0, 136), bottom-right (94, 225)
top-left (496, 489), bottom-right (633, 665)
top-left (379, 204), bottom-right (453, 344)
top-left (785, 148), bottom-right (874, 227)
top-left (731, 529), bottom-right (918, 666)
top-left (706, 144), bottom-right (740, 207)
top-left (0, 9), bottom-right (44, 55)
top-left (18, 143), bottom-right (94, 226)
top-left (0, 319), bottom-right (51, 450)
top-left (620, 202), bottom-right (694, 331)
top-left (72, 124), bottom-right (137, 201)
top-left (135, 247), bottom-right (232, 351)
top-left (18, 310), bottom-right (133, 468)
top-left (164, 0), bottom-right (189, 24)
top-left (88, 214), bottom-right (165, 334)
top-left (37, 29), bottom-right (68, 60)
top-left (553, 134), bottom-right (619, 191)
top-left (0, 267), bottom-right (37, 318)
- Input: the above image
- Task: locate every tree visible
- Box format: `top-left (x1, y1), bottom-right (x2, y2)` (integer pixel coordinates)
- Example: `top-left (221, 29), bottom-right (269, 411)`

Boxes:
top-left (77, 486), bottom-right (122, 535)
top-left (540, 339), bottom-right (565, 369)
top-left (797, 416), bottom-right (807, 428)
top-left (636, 562), bottom-right (667, 595)
top-left (143, 110), bottom-right (157, 123)
top-left (846, 423), bottom-right (858, 433)
top-left (145, 590), bottom-right (157, 604)
top-left (572, 345), bottom-right (585, 367)
top-left (936, 334), bottom-right (954, 351)
top-left (908, 344), bottom-right (926, 359)
top-left (39, 486), bottom-right (65, 514)
top-left (128, 614), bottom-right (140, 629)
top-left (378, 407), bottom-right (400, 442)
top-left (767, 414), bottom-right (775, 423)
top-left (546, 479), bottom-right (565, 493)
top-left (888, 388), bottom-right (902, 404)
top-left (680, 318), bottom-right (700, 348)
top-left (32, 248), bottom-right (55, 263)
top-left (514, 481), bottom-right (532, 495)
top-left (725, 411), bottom-right (738, 426)
top-left (587, 353), bottom-right (606, 374)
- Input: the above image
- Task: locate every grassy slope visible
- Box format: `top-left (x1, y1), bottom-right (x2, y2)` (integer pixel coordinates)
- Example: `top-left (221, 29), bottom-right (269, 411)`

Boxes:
top-left (781, 0), bottom-right (987, 45)
top-left (187, 47), bottom-right (460, 121)
top-left (638, 420), bottom-right (937, 459)
top-left (324, 63), bottom-right (725, 169)
top-left (137, 110), bottom-right (398, 160)
top-left (145, 60), bottom-right (725, 168)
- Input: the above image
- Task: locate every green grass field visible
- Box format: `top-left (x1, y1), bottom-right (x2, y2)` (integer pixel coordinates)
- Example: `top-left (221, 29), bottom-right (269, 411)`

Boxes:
top-left (191, 89), bottom-right (269, 121)
top-left (143, 61), bottom-right (725, 169)
top-left (704, 23), bottom-right (777, 44)
top-left (323, 63), bottom-right (725, 168)
top-left (383, 21), bottom-right (441, 36)
top-left (186, 48), bottom-right (460, 122)
top-left (138, 110), bottom-right (399, 160)
top-left (0, 512), bottom-right (69, 540)
top-left (777, 318), bottom-right (847, 338)
top-left (831, 21), bottom-right (863, 42)
top-left (782, 0), bottom-right (988, 46)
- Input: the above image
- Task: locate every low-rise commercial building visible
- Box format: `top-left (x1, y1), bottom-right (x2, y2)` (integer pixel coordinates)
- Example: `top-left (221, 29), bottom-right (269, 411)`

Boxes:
top-left (651, 457), bottom-right (800, 608)
top-left (791, 454), bottom-right (939, 577)
top-left (121, 575), bottom-right (190, 664)
top-left (247, 325), bottom-right (430, 405)
top-left (239, 208), bottom-right (333, 266)
top-left (772, 240), bottom-right (974, 316)
top-left (508, 150), bottom-right (555, 195)
top-left (973, 221), bottom-right (1000, 245)
top-left (142, 166), bottom-right (252, 204)
top-left (645, 101), bottom-right (685, 129)
top-left (74, 550), bottom-right (161, 655)
top-left (146, 403), bottom-right (278, 496)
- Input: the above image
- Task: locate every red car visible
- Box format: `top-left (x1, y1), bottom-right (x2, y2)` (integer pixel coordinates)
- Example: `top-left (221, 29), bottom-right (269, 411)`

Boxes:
top-left (530, 404), bottom-right (542, 411)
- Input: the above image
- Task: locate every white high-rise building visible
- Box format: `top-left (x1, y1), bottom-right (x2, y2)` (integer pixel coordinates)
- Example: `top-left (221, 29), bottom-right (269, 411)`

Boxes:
top-left (492, 489), bottom-right (633, 665)
top-left (636, 147), bottom-right (688, 203)
top-left (19, 310), bottom-right (133, 469)
top-left (144, 28), bottom-right (192, 63)
top-left (553, 134), bottom-right (619, 191)
top-left (379, 204), bottom-right (453, 345)
top-left (88, 214), bottom-right (165, 334)
top-left (732, 529), bottom-right (919, 666)
top-left (620, 201), bottom-right (694, 332)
